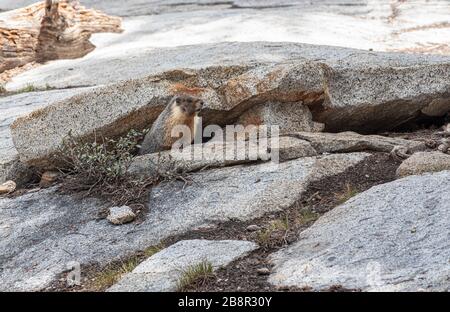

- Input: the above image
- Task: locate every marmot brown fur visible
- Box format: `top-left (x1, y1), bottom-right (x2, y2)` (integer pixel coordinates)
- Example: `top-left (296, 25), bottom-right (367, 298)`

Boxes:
top-left (139, 95), bottom-right (203, 155)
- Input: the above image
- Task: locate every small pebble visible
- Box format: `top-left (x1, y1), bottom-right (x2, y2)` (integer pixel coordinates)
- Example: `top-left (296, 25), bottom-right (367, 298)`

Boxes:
top-left (246, 224), bottom-right (261, 232)
top-left (0, 180), bottom-right (16, 195)
top-left (256, 267), bottom-right (271, 275)
top-left (437, 144), bottom-right (448, 153)
top-left (107, 206), bottom-right (136, 225)
top-left (39, 171), bottom-right (61, 188)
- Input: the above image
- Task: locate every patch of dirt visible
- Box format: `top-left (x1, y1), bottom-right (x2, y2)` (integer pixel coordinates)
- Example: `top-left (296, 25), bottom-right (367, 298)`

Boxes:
top-left (57, 175), bottom-right (154, 223)
top-left (46, 152), bottom-right (399, 292)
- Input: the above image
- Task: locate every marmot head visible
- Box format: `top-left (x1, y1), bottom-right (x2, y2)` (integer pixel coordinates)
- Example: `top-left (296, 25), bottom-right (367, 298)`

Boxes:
top-left (172, 95), bottom-right (204, 116)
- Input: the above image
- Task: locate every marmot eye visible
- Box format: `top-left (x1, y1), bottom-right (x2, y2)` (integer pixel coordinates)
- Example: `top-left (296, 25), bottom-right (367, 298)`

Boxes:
top-left (175, 98), bottom-right (181, 104)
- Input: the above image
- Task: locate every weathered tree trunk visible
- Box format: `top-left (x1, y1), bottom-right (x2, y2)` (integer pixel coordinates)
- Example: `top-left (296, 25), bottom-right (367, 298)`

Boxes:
top-left (0, 0), bottom-right (122, 73)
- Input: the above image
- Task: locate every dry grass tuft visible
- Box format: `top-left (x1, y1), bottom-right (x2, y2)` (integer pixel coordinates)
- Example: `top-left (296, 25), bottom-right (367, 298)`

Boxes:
top-left (335, 183), bottom-right (359, 204)
top-left (90, 257), bottom-right (141, 291)
top-left (176, 260), bottom-right (215, 292)
top-left (86, 243), bottom-right (165, 291)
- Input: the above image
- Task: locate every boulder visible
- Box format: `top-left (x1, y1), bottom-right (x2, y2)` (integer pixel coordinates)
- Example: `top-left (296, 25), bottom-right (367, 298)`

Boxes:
top-left (128, 136), bottom-right (317, 179)
top-left (0, 88), bottom-right (92, 183)
top-left (237, 101), bottom-right (324, 136)
top-left (396, 151), bottom-right (450, 177)
top-left (292, 131), bottom-right (426, 154)
top-left (314, 62), bottom-right (450, 132)
top-left (108, 239), bottom-right (258, 292)
top-left (0, 153), bottom-right (368, 291)
top-left (421, 98), bottom-right (450, 117)
top-left (130, 131), bottom-right (420, 180)
top-left (5, 1), bottom-right (450, 89)
top-left (269, 171), bottom-right (450, 291)
top-left (9, 43), bottom-right (450, 167)
top-left (148, 153), bottom-right (369, 222)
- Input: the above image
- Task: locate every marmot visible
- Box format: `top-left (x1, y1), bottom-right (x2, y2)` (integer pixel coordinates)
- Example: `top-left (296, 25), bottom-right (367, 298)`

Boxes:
top-left (139, 95), bottom-right (203, 155)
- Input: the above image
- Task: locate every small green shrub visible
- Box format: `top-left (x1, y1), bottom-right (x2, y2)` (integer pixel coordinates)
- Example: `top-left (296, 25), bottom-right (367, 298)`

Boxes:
top-left (56, 129), bottom-right (153, 206)
top-left (60, 129), bottom-right (143, 179)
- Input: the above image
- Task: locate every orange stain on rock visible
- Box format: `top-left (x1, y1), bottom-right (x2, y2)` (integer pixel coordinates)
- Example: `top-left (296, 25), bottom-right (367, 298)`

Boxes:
top-left (170, 83), bottom-right (207, 96)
